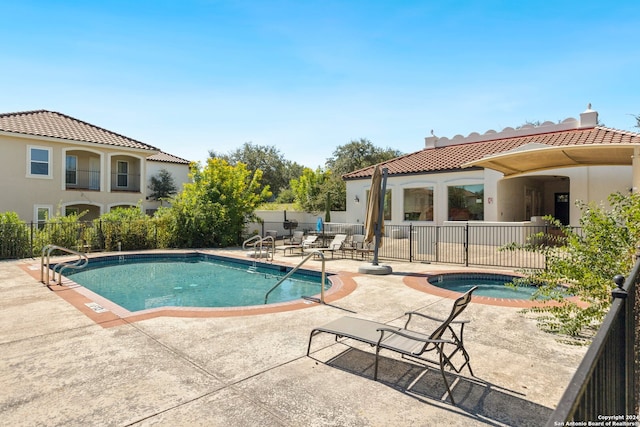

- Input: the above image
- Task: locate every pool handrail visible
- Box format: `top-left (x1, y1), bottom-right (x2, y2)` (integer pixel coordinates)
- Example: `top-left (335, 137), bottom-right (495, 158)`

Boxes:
top-left (264, 250), bottom-right (326, 305)
top-left (41, 244), bottom-right (89, 285)
top-left (242, 235), bottom-right (275, 260)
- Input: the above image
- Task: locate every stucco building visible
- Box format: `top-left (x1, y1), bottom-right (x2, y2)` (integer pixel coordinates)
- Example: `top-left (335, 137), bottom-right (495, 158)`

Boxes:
top-left (0, 110), bottom-right (190, 222)
top-left (344, 107), bottom-right (640, 228)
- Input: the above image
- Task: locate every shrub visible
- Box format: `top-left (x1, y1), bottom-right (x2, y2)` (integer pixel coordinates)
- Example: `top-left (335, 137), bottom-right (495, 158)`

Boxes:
top-left (96, 206), bottom-right (156, 251)
top-left (33, 211), bottom-right (85, 254)
top-left (0, 212), bottom-right (30, 258)
top-left (504, 192), bottom-right (640, 337)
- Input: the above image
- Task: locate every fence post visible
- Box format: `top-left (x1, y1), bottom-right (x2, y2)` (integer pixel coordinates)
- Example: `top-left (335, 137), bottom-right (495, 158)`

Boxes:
top-left (464, 223), bottom-right (469, 267)
top-left (30, 221), bottom-right (34, 258)
top-left (611, 274), bottom-right (637, 416)
top-left (435, 226), bottom-right (440, 263)
top-left (409, 224), bottom-right (413, 262)
top-left (98, 219), bottom-right (104, 250)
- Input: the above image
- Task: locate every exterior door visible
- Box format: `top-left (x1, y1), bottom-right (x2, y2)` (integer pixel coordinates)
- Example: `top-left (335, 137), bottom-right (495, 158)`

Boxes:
top-left (555, 193), bottom-right (570, 225)
top-left (89, 157), bottom-right (100, 190)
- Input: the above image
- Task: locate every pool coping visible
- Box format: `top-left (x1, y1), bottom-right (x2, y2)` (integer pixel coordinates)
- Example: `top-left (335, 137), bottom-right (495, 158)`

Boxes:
top-left (403, 269), bottom-right (584, 308)
top-left (20, 250), bottom-right (358, 328)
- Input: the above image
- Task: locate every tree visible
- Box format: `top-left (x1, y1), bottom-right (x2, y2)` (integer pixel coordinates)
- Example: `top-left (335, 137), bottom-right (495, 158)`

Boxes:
top-left (503, 192), bottom-right (640, 337)
top-left (290, 168), bottom-right (326, 212)
top-left (325, 138), bottom-right (403, 176)
top-left (299, 138), bottom-right (401, 213)
top-left (289, 167), bottom-right (347, 213)
top-left (166, 158), bottom-right (270, 247)
top-left (634, 114), bottom-right (640, 129)
top-left (148, 168), bottom-right (178, 205)
top-left (210, 143), bottom-right (303, 200)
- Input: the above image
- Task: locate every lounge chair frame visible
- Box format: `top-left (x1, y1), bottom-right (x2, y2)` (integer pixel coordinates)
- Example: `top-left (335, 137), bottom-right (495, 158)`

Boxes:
top-left (276, 235), bottom-right (318, 256)
top-left (307, 286), bottom-right (477, 404)
top-left (307, 234), bottom-right (347, 259)
top-left (340, 234), bottom-right (365, 259)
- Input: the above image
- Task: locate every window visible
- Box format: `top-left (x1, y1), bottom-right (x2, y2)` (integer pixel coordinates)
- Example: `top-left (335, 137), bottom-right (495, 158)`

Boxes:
top-left (404, 187), bottom-right (434, 221)
top-left (448, 184), bottom-right (484, 221)
top-left (366, 189), bottom-right (392, 220)
top-left (34, 205), bottom-right (52, 228)
top-left (117, 161), bottom-right (128, 187)
top-left (66, 155), bottom-right (78, 185)
top-left (27, 146), bottom-right (52, 178)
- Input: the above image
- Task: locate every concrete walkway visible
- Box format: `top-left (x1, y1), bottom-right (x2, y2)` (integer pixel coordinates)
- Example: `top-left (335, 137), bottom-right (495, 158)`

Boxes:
top-left (0, 249), bottom-right (586, 426)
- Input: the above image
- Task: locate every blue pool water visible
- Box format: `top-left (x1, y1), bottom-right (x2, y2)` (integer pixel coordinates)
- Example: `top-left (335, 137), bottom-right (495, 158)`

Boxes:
top-left (428, 273), bottom-right (537, 300)
top-left (63, 253), bottom-right (329, 311)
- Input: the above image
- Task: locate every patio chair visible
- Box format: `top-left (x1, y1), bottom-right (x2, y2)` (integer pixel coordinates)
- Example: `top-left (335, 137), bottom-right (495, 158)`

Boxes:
top-left (307, 234), bottom-right (347, 259)
top-left (341, 234), bottom-right (365, 259)
top-left (284, 230), bottom-right (304, 245)
top-left (306, 286), bottom-right (477, 404)
top-left (261, 230), bottom-right (278, 247)
top-left (276, 233), bottom-right (317, 256)
top-left (355, 240), bottom-right (374, 260)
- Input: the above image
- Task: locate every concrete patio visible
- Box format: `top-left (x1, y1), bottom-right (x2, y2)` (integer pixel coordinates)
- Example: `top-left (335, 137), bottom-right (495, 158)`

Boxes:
top-left (0, 249), bottom-right (587, 426)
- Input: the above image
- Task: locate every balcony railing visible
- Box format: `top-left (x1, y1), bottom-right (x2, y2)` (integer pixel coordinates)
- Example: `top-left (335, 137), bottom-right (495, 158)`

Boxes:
top-left (64, 170), bottom-right (141, 192)
top-left (65, 169), bottom-right (101, 191)
top-left (110, 172), bottom-right (141, 192)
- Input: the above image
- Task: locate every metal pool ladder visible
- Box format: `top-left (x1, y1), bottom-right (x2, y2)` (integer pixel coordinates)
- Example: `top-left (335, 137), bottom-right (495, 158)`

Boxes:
top-left (264, 250), bottom-right (327, 305)
top-left (41, 244), bottom-right (89, 285)
top-left (242, 235), bottom-right (276, 262)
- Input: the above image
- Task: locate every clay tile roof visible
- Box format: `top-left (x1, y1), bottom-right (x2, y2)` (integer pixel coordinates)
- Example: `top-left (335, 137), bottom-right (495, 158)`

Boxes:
top-left (343, 126), bottom-right (640, 180)
top-left (147, 151), bottom-right (191, 164)
top-left (0, 109), bottom-right (160, 151)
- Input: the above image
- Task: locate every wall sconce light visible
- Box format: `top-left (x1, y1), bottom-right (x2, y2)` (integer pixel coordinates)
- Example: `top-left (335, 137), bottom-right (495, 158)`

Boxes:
top-left (354, 195), bottom-right (360, 203)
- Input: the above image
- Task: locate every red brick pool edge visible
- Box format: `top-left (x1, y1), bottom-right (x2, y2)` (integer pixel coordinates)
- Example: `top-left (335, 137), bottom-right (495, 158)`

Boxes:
top-left (19, 259), bottom-right (358, 328)
top-left (403, 271), bottom-right (584, 308)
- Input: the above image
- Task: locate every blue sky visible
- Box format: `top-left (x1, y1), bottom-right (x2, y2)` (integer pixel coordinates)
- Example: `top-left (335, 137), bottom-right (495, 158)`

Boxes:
top-left (2, 1), bottom-right (639, 168)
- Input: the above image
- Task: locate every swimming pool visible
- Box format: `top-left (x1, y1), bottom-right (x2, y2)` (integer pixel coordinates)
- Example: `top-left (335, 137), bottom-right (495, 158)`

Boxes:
top-left (427, 272), bottom-right (535, 300)
top-left (62, 252), bottom-right (331, 312)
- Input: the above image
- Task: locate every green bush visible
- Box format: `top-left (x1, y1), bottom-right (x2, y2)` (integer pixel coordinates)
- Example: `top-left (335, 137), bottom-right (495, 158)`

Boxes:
top-left (151, 207), bottom-right (174, 249)
top-left (504, 192), bottom-right (640, 337)
top-left (0, 212), bottom-right (30, 258)
top-left (33, 211), bottom-right (85, 254)
top-left (96, 207), bottom-right (157, 251)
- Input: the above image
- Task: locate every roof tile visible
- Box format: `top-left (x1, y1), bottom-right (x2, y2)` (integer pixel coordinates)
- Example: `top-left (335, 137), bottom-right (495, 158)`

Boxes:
top-left (147, 151), bottom-right (191, 164)
top-left (343, 126), bottom-right (640, 179)
top-left (0, 109), bottom-right (159, 151)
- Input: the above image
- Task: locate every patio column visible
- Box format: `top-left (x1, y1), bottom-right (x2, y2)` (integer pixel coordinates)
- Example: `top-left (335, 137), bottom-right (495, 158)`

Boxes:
top-left (634, 147), bottom-right (640, 193)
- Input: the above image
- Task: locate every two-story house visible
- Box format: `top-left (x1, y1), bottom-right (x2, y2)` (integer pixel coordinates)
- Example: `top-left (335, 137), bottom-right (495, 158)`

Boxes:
top-left (0, 110), bottom-right (190, 222)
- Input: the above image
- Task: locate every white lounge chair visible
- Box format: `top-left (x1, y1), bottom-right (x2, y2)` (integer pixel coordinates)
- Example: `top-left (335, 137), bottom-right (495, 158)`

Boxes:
top-left (307, 234), bottom-right (347, 259)
top-left (276, 235), bottom-right (318, 256)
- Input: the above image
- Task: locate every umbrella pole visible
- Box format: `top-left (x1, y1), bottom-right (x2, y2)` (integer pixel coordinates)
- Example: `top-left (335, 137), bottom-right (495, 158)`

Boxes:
top-left (371, 168), bottom-right (388, 266)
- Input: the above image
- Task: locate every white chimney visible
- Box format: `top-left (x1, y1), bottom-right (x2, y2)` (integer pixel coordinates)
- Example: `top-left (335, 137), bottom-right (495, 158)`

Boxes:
top-left (579, 103), bottom-right (598, 128)
top-left (424, 130), bottom-right (438, 149)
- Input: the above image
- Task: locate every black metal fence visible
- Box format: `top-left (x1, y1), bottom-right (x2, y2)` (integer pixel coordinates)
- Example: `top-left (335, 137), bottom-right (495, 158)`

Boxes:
top-left (257, 221), bottom-right (555, 269)
top-left (0, 220), bottom-right (162, 259)
top-left (545, 260), bottom-right (639, 424)
top-left (3, 219), bottom-right (563, 270)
